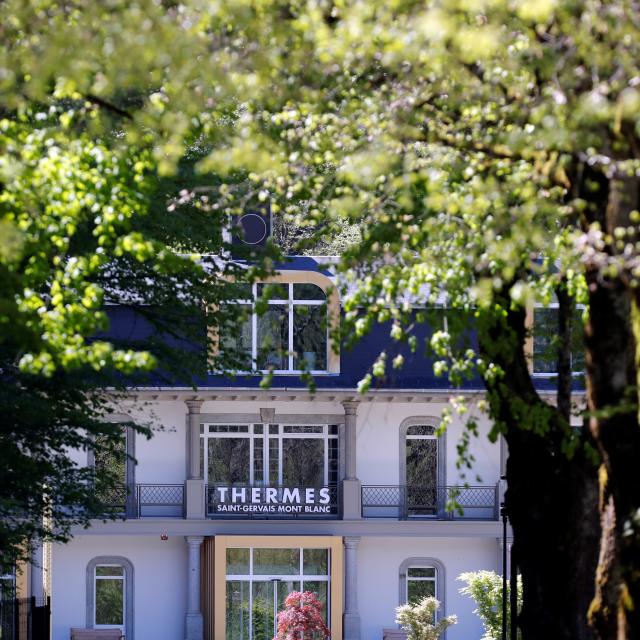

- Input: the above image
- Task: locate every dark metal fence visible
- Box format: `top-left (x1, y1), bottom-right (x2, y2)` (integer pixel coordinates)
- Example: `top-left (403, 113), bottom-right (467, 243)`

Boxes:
top-left (97, 484), bottom-right (184, 518)
top-left (0, 597), bottom-right (50, 640)
top-left (206, 484), bottom-right (341, 519)
top-left (361, 485), bottom-right (498, 520)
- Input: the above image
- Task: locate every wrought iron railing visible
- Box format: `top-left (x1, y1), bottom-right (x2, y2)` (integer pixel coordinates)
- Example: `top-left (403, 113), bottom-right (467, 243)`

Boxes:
top-left (0, 597), bottom-right (50, 640)
top-left (206, 484), bottom-right (340, 519)
top-left (361, 485), bottom-right (499, 520)
top-left (97, 484), bottom-right (184, 518)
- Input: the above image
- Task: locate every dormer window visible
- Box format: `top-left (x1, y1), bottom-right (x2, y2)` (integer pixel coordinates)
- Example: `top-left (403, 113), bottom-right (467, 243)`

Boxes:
top-left (222, 278), bottom-right (335, 374)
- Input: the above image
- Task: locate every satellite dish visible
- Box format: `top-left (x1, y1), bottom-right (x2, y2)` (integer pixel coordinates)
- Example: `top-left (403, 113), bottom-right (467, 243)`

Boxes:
top-left (237, 212), bottom-right (268, 245)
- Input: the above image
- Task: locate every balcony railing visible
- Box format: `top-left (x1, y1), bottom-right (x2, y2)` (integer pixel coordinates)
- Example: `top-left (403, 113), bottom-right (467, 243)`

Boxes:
top-left (97, 483), bottom-right (184, 518)
top-left (361, 485), bottom-right (499, 520)
top-left (206, 484), bottom-right (341, 519)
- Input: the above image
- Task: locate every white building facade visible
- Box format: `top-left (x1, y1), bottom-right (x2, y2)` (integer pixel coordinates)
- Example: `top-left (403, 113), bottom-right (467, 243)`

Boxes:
top-left (45, 262), bottom-right (506, 640)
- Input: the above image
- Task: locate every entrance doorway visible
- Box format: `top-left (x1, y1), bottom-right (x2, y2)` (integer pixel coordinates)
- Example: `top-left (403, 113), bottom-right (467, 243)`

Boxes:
top-left (225, 547), bottom-right (329, 640)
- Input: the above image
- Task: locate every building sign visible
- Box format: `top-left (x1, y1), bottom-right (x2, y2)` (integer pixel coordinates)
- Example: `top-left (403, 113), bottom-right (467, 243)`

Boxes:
top-left (211, 486), bottom-right (335, 515)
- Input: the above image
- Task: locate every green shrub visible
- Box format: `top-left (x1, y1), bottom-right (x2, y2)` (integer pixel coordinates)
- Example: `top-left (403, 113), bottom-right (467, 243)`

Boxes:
top-left (457, 571), bottom-right (522, 640)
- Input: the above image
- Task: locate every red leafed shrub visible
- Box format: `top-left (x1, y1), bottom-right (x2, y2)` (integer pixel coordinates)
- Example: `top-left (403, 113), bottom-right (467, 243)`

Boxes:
top-left (274, 591), bottom-right (331, 639)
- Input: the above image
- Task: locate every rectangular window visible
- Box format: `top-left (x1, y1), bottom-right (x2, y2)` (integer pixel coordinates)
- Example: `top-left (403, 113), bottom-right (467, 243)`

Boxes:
top-left (94, 428), bottom-right (128, 515)
top-left (407, 566), bottom-right (436, 604)
top-left (533, 306), bottom-right (585, 375)
top-left (220, 282), bottom-right (329, 374)
top-left (94, 565), bottom-right (124, 628)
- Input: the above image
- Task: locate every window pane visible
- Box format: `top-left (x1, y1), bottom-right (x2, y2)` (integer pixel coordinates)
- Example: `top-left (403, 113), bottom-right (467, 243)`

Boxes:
top-left (571, 308), bottom-right (585, 373)
top-left (253, 435), bottom-right (264, 484)
top-left (96, 566), bottom-right (123, 577)
top-left (406, 438), bottom-right (438, 516)
top-left (258, 283), bottom-right (288, 300)
top-left (226, 581), bottom-right (250, 640)
top-left (269, 437), bottom-right (279, 484)
top-left (253, 548), bottom-right (300, 575)
top-left (283, 425), bottom-right (323, 434)
top-left (328, 438), bottom-right (338, 486)
top-left (408, 567), bottom-right (436, 578)
top-left (251, 581), bottom-right (275, 640)
top-left (406, 425), bottom-right (435, 436)
top-left (94, 432), bottom-right (127, 485)
top-left (282, 439), bottom-right (324, 486)
top-left (95, 578), bottom-right (123, 625)
top-left (533, 308), bottom-right (558, 374)
top-left (209, 425), bottom-right (250, 433)
top-left (302, 581), bottom-right (328, 623)
top-left (232, 283), bottom-right (253, 301)
top-left (303, 549), bottom-right (328, 575)
top-left (227, 548), bottom-right (250, 575)
top-left (220, 306), bottom-right (252, 369)
top-left (293, 305), bottom-right (326, 370)
top-left (293, 283), bottom-right (326, 301)
top-left (406, 439), bottom-right (437, 486)
top-left (408, 578), bottom-right (435, 604)
top-left (257, 305), bottom-right (288, 370)
top-left (208, 438), bottom-right (249, 484)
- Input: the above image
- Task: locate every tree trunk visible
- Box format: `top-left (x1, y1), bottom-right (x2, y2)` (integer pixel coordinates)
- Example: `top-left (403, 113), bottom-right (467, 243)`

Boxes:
top-left (584, 275), bottom-right (640, 640)
top-left (479, 302), bottom-right (600, 640)
top-left (582, 174), bottom-right (640, 640)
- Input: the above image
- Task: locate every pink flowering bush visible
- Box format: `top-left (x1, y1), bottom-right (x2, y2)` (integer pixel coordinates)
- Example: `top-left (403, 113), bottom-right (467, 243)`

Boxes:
top-left (274, 591), bottom-right (331, 640)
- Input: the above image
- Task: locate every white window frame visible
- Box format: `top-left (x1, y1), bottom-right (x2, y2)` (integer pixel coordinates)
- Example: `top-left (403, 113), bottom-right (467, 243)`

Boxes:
top-left (406, 565), bottom-right (438, 603)
top-left (532, 302), bottom-right (586, 377)
top-left (201, 423), bottom-right (338, 486)
top-left (225, 546), bottom-right (331, 637)
top-left (228, 282), bottom-right (329, 374)
top-left (93, 564), bottom-right (126, 632)
top-left (86, 556), bottom-right (133, 640)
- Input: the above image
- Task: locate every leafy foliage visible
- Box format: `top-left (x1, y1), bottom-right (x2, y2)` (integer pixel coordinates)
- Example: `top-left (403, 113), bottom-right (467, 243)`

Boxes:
top-left (395, 596), bottom-right (457, 640)
top-left (458, 571), bottom-right (522, 640)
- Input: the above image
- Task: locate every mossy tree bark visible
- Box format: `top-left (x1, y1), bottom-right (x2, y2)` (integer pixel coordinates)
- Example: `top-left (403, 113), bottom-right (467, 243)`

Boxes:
top-left (478, 301), bottom-right (600, 640)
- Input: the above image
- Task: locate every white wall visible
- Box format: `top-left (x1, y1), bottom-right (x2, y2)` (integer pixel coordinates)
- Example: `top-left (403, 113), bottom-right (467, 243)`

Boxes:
top-left (63, 396), bottom-right (501, 494)
top-left (356, 401), bottom-right (500, 486)
top-left (358, 536), bottom-right (501, 640)
top-left (51, 534), bottom-right (187, 640)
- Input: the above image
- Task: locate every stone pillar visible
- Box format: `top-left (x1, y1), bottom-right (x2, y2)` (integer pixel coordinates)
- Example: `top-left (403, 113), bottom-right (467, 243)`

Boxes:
top-left (185, 536), bottom-right (204, 640)
top-left (342, 401), bottom-right (361, 519)
top-left (343, 536), bottom-right (361, 640)
top-left (185, 400), bottom-right (205, 519)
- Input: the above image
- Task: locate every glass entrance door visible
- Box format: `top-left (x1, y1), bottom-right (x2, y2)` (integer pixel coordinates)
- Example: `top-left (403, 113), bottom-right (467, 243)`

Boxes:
top-left (225, 547), bottom-right (330, 640)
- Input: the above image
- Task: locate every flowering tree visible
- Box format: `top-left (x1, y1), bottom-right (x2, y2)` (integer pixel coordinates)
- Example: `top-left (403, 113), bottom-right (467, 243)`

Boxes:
top-left (274, 591), bottom-right (330, 640)
top-left (395, 596), bottom-right (457, 640)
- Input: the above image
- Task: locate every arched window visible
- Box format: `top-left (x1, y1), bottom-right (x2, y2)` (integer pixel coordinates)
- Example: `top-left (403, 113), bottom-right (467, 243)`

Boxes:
top-left (221, 275), bottom-right (339, 374)
top-left (399, 557), bottom-right (446, 610)
top-left (399, 418), bottom-right (446, 517)
top-left (86, 556), bottom-right (134, 639)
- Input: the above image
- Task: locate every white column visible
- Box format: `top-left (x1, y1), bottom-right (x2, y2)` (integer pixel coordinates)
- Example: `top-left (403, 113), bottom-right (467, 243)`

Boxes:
top-left (185, 400), bottom-right (205, 519)
top-left (185, 536), bottom-right (204, 640)
top-left (343, 536), bottom-right (361, 640)
top-left (342, 401), bottom-right (361, 519)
